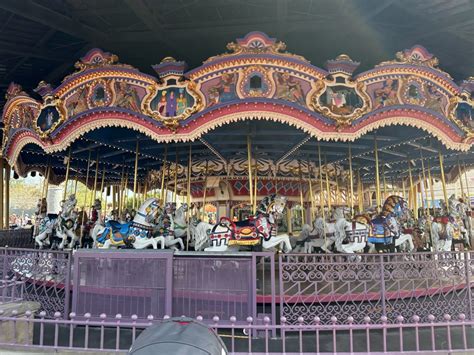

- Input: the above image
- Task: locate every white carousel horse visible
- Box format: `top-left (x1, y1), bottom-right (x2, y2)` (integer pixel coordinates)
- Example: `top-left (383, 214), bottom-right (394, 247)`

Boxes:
top-left (194, 194), bottom-right (292, 253)
top-left (57, 195), bottom-right (80, 250)
top-left (154, 203), bottom-right (184, 250)
top-left (457, 198), bottom-right (472, 247)
top-left (172, 203), bottom-right (189, 239)
top-left (34, 216), bottom-right (56, 248)
top-left (89, 199), bottom-right (105, 248)
top-left (92, 198), bottom-right (164, 249)
top-left (430, 196), bottom-right (462, 252)
top-left (299, 216), bottom-right (336, 253)
top-left (333, 207), bottom-right (370, 254)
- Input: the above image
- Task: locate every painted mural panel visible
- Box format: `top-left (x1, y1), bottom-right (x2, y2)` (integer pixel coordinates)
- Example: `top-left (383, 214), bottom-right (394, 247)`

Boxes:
top-left (456, 102), bottom-right (474, 129)
top-left (318, 85), bottom-right (363, 115)
top-left (150, 87), bottom-right (195, 117)
top-left (273, 72), bottom-right (307, 105)
top-left (203, 73), bottom-right (238, 107)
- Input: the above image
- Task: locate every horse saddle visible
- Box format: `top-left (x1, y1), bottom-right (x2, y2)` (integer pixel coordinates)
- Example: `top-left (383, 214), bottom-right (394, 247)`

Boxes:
top-left (106, 220), bottom-right (131, 235)
top-left (233, 218), bottom-right (258, 240)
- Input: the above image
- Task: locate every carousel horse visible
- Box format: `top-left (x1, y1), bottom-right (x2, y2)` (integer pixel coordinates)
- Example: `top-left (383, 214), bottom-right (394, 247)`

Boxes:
top-left (194, 194), bottom-right (292, 253)
top-left (457, 197), bottom-right (472, 248)
top-left (190, 217), bottom-right (213, 251)
top-left (92, 198), bottom-right (164, 249)
top-left (34, 215), bottom-right (56, 248)
top-left (333, 207), bottom-right (371, 254)
top-left (89, 199), bottom-right (105, 248)
top-left (171, 203), bottom-right (189, 239)
top-left (57, 195), bottom-right (80, 250)
top-left (33, 198), bottom-right (47, 237)
top-left (298, 215), bottom-right (335, 253)
top-left (430, 195), bottom-right (466, 252)
top-left (369, 196), bottom-right (415, 253)
top-left (153, 202), bottom-right (184, 250)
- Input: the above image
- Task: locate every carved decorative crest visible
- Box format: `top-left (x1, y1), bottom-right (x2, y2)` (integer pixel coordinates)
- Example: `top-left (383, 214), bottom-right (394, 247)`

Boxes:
top-left (310, 55), bottom-right (370, 127)
top-left (33, 97), bottom-right (66, 139)
top-left (74, 48), bottom-right (119, 72)
top-left (143, 58), bottom-right (203, 131)
top-left (204, 31), bottom-right (308, 63)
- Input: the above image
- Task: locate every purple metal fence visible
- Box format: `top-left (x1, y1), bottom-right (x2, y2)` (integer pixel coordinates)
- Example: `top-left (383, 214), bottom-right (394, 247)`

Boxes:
top-left (279, 252), bottom-right (473, 325)
top-left (172, 252), bottom-right (275, 326)
top-left (72, 249), bottom-right (174, 320)
top-left (0, 247), bottom-right (72, 318)
top-left (0, 229), bottom-right (34, 248)
top-left (1, 311), bottom-right (474, 353)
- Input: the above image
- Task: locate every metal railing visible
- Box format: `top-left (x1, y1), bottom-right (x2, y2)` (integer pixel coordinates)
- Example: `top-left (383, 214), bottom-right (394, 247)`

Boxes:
top-left (279, 252), bottom-right (474, 325)
top-left (0, 311), bottom-right (473, 353)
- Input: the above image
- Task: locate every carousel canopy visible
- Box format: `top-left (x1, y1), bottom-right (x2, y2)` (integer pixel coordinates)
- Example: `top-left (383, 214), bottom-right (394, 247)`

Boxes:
top-left (0, 8), bottom-right (473, 194)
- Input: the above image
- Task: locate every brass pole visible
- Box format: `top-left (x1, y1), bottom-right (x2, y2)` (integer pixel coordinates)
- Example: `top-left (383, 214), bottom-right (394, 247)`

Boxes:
top-left (382, 164), bottom-right (387, 199)
top-left (402, 177), bottom-right (407, 200)
top-left (186, 145), bottom-right (192, 251)
top-left (318, 142), bottom-right (327, 247)
top-left (335, 174), bottom-right (340, 206)
top-left (253, 163), bottom-right (258, 215)
top-left (91, 150), bottom-right (99, 210)
top-left (419, 173), bottom-right (426, 212)
top-left (374, 136), bottom-right (381, 212)
top-left (118, 165), bottom-right (125, 213)
top-left (173, 151), bottom-right (178, 204)
top-left (202, 160), bottom-right (209, 220)
top-left (63, 147), bottom-right (72, 200)
top-left (324, 154), bottom-right (331, 211)
top-left (408, 161), bottom-right (417, 218)
top-left (112, 186), bottom-right (116, 211)
top-left (160, 146), bottom-right (168, 204)
top-left (133, 140), bottom-right (139, 209)
top-left (247, 136), bottom-right (254, 212)
top-left (318, 142), bottom-right (325, 220)
top-left (122, 171), bottom-right (129, 210)
top-left (307, 161), bottom-right (315, 221)
top-left (348, 144), bottom-right (354, 216)
top-left (74, 160), bottom-right (79, 195)
top-left (298, 162), bottom-right (305, 225)
top-left (439, 151), bottom-right (449, 213)
top-left (463, 160), bottom-right (470, 198)
top-left (458, 157), bottom-right (465, 197)
top-left (4, 162), bottom-right (9, 229)
top-left (427, 160), bottom-right (435, 209)
top-left (82, 150), bottom-right (92, 223)
top-left (357, 169), bottom-right (363, 212)
top-left (419, 149), bottom-right (429, 211)
top-left (99, 164), bottom-right (106, 200)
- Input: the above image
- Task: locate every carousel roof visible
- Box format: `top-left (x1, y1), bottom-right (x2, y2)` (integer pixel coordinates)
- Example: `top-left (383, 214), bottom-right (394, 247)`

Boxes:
top-left (1, 24), bottom-right (473, 191)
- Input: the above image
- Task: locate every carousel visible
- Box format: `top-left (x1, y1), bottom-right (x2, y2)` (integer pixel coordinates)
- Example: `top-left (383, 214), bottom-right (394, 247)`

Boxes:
top-left (1, 31), bottom-right (473, 254)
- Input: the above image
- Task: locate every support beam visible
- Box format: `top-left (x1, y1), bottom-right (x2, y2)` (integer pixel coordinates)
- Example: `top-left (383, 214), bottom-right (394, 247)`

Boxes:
top-left (0, 0), bottom-right (108, 42)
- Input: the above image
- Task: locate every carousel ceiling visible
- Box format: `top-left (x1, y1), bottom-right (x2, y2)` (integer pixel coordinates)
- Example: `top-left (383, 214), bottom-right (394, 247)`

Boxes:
top-left (0, 0), bottom-right (472, 105)
top-left (0, 1), bottom-right (473, 191)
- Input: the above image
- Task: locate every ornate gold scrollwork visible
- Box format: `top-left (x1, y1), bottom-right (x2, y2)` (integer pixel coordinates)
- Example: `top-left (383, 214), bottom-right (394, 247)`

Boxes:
top-left (33, 96), bottom-right (66, 139)
top-left (447, 94), bottom-right (474, 141)
top-left (142, 79), bottom-right (203, 132)
top-left (309, 76), bottom-right (371, 128)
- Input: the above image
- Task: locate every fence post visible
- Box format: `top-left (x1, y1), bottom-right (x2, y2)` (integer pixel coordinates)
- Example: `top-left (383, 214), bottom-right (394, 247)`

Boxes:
top-left (465, 250), bottom-right (472, 320)
top-left (380, 254), bottom-right (387, 319)
top-left (63, 250), bottom-right (72, 319)
top-left (165, 251), bottom-right (173, 317)
top-left (270, 252), bottom-right (276, 338)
